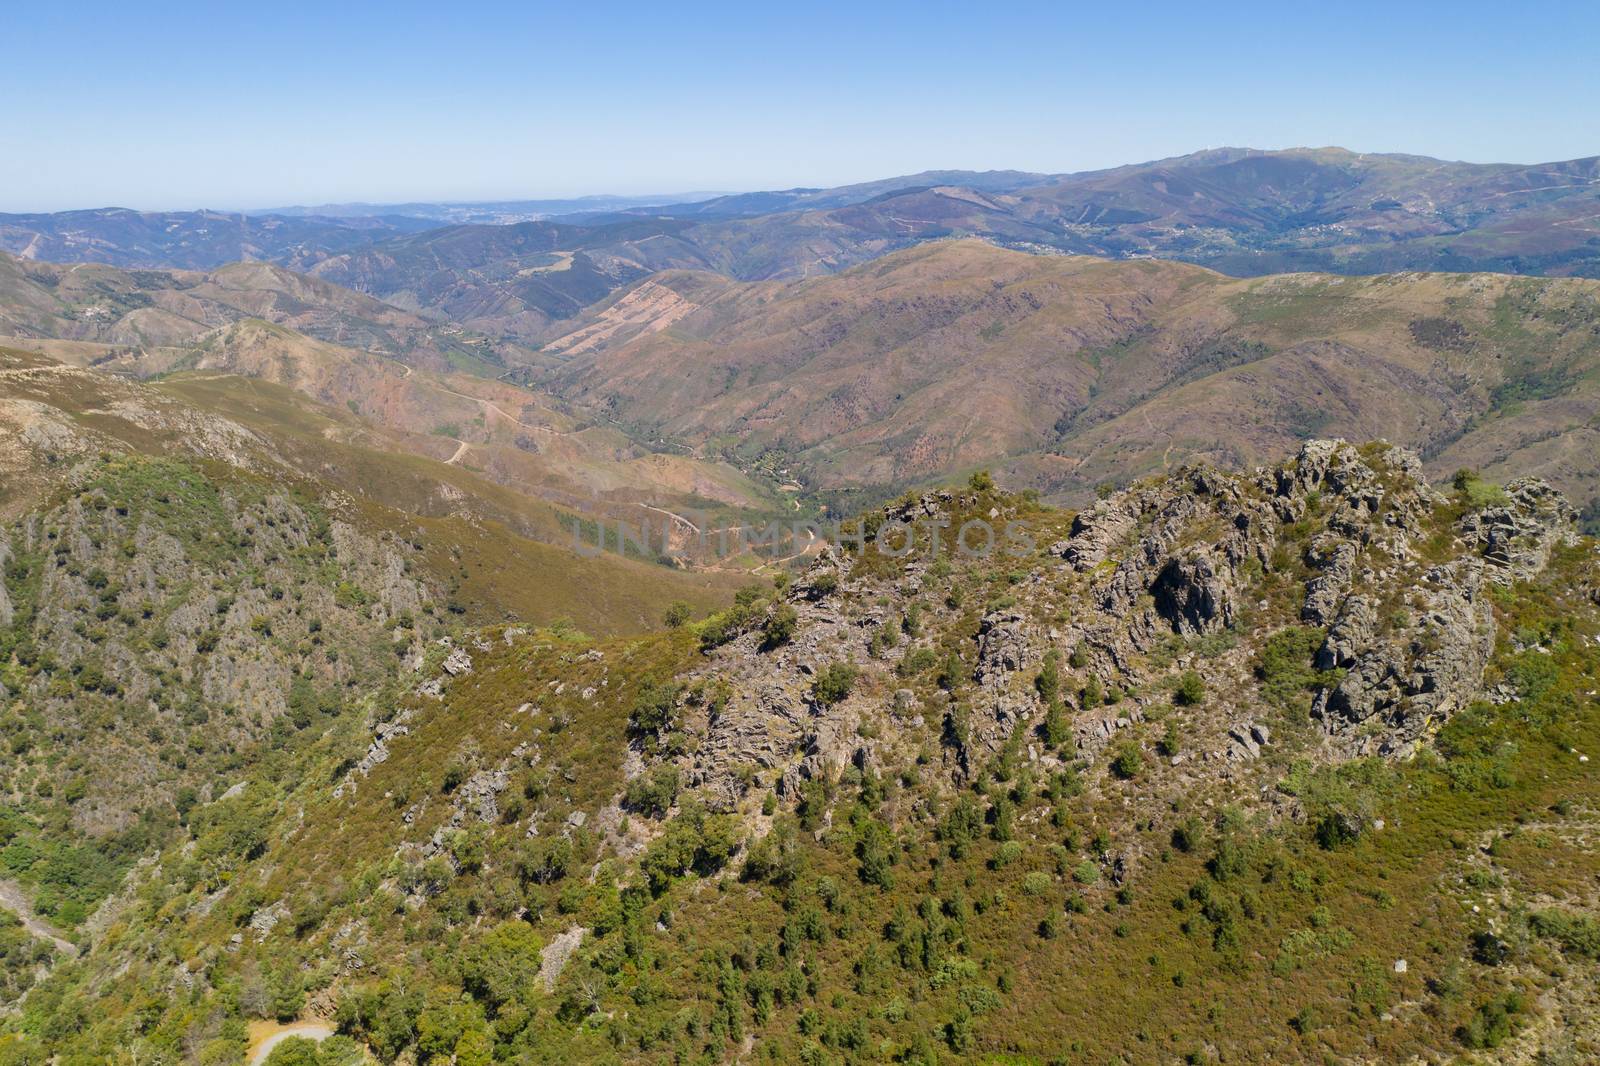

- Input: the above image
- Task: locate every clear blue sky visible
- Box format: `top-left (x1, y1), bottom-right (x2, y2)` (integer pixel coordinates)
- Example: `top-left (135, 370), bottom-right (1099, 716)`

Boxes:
top-left (3, 0), bottom-right (1596, 211)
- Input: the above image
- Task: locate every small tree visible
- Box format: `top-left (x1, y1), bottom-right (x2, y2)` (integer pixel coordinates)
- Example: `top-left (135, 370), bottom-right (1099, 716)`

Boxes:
top-left (1110, 742), bottom-right (1145, 780)
top-left (624, 765), bottom-right (680, 818)
top-left (663, 601), bottom-right (693, 628)
top-left (812, 662), bottom-right (859, 708)
top-left (855, 817), bottom-right (896, 889)
top-left (628, 679), bottom-right (681, 742)
top-left (1174, 670), bottom-right (1206, 707)
top-left (1035, 650), bottom-right (1062, 705)
top-left (762, 603), bottom-right (798, 648)
top-left (937, 650), bottom-right (967, 692)
top-left (1042, 701), bottom-right (1069, 748)
top-left (1080, 676), bottom-right (1103, 710)
top-left (269, 967), bottom-right (305, 1023)
top-left (1157, 719), bottom-right (1182, 757)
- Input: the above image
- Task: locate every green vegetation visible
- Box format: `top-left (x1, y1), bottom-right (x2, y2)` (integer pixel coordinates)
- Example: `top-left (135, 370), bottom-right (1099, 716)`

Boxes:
top-left (1453, 467), bottom-right (1508, 509)
top-left (811, 661), bottom-right (860, 708)
top-left (2, 444), bottom-right (1598, 1066)
top-left (1255, 625), bottom-right (1335, 714)
top-left (1173, 670), bottom-right (1206, 706)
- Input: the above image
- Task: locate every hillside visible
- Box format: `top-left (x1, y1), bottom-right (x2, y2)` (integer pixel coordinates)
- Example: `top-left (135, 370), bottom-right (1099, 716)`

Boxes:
top-left (0, 342), bottom-right (746, 996)
top-left (536, 241), bottom-right (1600, 525)
top-left (0, 250), bottom-right (519, 375)
top-left (0, 209), bottom-right (432, 270)
top-left (3, 442), bottom-right (1597, 1064)
top-left (1013, 147), bottom-right (1600, 276)
top-left (0, 345), bottom-right (740, 630)
top-left (0, 254), bottom-right (792, 535)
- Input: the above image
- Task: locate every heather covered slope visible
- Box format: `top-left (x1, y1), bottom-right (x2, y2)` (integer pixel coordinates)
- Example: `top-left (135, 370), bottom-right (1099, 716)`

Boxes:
top-left (0, 345), bottom-right (740, 630)
top-left (4, 442), bottom-right (1598, 1064)
top-left (538, 241), bottom-right (1600, 523)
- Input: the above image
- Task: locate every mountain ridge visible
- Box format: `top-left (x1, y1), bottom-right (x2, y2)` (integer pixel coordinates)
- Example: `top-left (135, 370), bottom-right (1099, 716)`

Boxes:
top-left (4, 438), bottom-right (1597, 1062)
top-left (535, 240), bottom-right (1600, 521)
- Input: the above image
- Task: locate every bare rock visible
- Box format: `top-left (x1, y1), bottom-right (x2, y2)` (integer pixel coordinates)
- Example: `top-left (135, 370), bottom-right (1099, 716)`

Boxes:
top-left (442, 647), bottom-right (474, 676)
top-left (975, 610), bottom-right (1032, 684)
top-left (540, 926), bottom-right (588, 992)
top-left (1150, 549), bottom-right (1234, 636)
top-left (1461, 477), bottom-right (1576, 581)
top-left (1303, 535), bottom-right (1357, 625)
top-left (458, 769), bottom-right (510, 824)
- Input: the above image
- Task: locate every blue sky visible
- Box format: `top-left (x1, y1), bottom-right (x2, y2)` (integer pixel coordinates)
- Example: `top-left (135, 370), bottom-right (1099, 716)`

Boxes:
top-left (3, 0), bottom-right (1596, 211)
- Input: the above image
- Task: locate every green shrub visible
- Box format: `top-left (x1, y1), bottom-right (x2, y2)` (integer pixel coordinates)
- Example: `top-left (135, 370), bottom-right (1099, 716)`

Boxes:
top-left (1458, 990), bottom-right (1523, 1050)
top-left (1256, 626), bottom-right (1333, 712)
top-left (1035, 651), bottom-right (1061, 705)
top-left (1452, 469), bottom-right (1508, 509)
top-left (762, 603), bottom-right (798, 647)
top-left (624, 765), bottom-right (680, 818)
top-left (812, 662), bottom-right (860, 708)
top-left (1110, 742), bottom-right (1145, 780)
top-left (897, 647), bottom-right (938, 677)
top-left (1529, 909), bottom-right (1600, 957)
top-left (628, 679), bottom-right (682, 741)
top-left (1157, 720), bottom-right (1181, 757)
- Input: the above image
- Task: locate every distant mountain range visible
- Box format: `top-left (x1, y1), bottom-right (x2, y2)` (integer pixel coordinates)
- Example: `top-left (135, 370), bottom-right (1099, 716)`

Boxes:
top-left (6, 148), bottom-right (1597, 290)
top-left (254, 192), bottom-right (732, 225)
top-left (0, 207), bottom-right (436, 271)
top-left (6, 147), bottom-right (1600, 520)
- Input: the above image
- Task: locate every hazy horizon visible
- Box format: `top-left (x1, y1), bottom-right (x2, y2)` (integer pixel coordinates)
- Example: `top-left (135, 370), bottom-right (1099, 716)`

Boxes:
top-left (5, 0), bottom-right (1598, 213)
top-left (6, 140), bottom-right (1596, 217)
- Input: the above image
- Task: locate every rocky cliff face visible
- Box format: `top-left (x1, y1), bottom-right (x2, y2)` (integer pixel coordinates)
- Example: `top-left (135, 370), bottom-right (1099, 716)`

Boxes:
top-left (640, 441), bottom-right (1577, 812)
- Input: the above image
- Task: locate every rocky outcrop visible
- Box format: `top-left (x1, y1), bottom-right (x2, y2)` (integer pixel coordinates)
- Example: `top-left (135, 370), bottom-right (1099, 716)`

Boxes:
top-left (975, 610), bottom-right (1032, 684)
top-left (1302, 535), bottom-right (1357, 625)
top-left (334, 711), bottom-right (417, 798)
top-left (639, 440), bottom-right (1578, 833)
top-left (1312, 474), bottom-right (1576, 754)
top-left (1461, 478), bottom-right (1576, 581)
top-left (1063, 494), bottom-right (1144, 571)
top-left (1317, 594), bottom-right (1376, 670)
top-left (443, 646), bottom-right (474, 676)
top-left (540, 926), bottom-right (588, 993)
top-left (1313, 559), bottom-right (1497, 755)
top-left (1150, 549), bottom-right (1234, 636)
top-left (455, 768), bottom-right (510, 825)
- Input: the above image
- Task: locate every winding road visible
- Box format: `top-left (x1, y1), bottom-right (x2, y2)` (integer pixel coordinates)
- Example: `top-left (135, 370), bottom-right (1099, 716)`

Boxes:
top-left (246, 1022), bottom-right (337, 1065)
